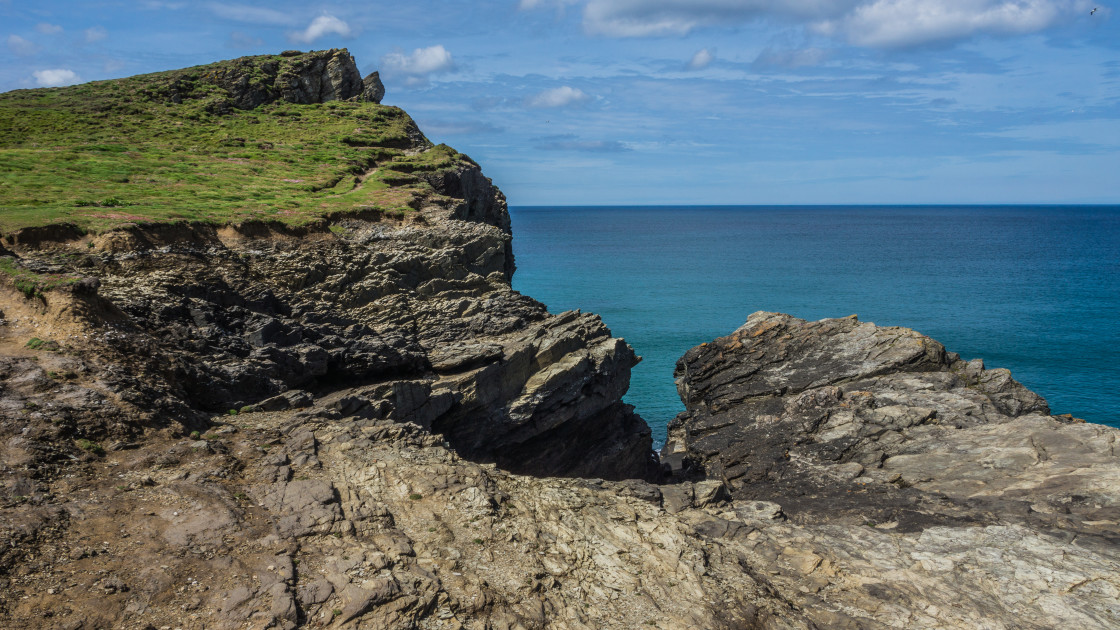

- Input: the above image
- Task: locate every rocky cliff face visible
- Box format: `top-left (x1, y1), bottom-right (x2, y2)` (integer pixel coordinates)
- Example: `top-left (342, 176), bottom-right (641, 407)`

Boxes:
top-left (0, 170), bottom-right (652, 483)
top-left (663, 311), bottom-right (1120, 628)
top-left (155, 48), bottom-right (384, 111)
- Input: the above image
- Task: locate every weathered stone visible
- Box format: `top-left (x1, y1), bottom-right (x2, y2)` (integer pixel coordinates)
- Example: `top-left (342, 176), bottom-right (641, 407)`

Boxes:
top-left (254, 479), bottom-right (341, 537)
top-left (297, 578), bottom-right (334, 606)
top-left (663, 311), bottom-right (1120, 628)
top-left (661, 483), bottom-right (693, 514)
top-left (254, 389), bottom-right (313, 412)
top-left (692, 479), bottom-right (727, 507)
top-left (362, 71), bottom-right (385, 103)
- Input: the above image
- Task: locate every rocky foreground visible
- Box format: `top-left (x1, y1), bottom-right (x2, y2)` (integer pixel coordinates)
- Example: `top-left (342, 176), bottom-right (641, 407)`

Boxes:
top-left (664, 311), bottom-right (1120, 628)
top-left (2, 51), bottom-right (1119, 630)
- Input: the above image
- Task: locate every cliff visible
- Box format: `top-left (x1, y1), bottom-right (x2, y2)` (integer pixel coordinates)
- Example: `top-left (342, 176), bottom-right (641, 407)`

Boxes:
top-left (2, 52), bottom-right (1118, 630)
top-left (0, 49), bottom-right (653, 481)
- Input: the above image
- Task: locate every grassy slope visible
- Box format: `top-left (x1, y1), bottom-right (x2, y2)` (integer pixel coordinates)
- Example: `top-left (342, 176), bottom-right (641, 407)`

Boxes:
top-left (0, 54), bottom-right (472, 235)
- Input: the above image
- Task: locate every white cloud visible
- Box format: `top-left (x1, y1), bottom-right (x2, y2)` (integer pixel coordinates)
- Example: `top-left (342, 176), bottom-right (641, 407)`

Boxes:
top-left (35, 23), bottom-right (62, 35)
top-left (581, 0), bottom-right (830, 37)
top-left (380, 45), bottom-right (456, 76)
top-left (536, 137), bottom-right (630, 152)
top-left (526, 86), bottom-right (591, 108)
top-left (85, 26), bottom-right (107, 43)
top-left (290, 15), bottom-right (351, 43)
top-left (816, 0), bottom-right (1086, 48)
top-left (33, 69), bottom-right (80, 87)
top-left (543, 0), bottom-right (1086, 47)
top-left (209, 3), bottom-right (294, 25)
top-left (688, 48), bottom-right (714, 70)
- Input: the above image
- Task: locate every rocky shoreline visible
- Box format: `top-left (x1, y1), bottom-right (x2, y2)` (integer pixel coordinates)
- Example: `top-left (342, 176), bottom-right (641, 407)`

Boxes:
top-left (1, 51), bottom-right (1118, 629)
top-left (663, 311), bottom-right (1120, 627)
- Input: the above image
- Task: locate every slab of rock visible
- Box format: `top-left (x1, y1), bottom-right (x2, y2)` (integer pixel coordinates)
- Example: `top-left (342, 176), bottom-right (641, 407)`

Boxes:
top-left (253, 479), bottom-right (341, 537)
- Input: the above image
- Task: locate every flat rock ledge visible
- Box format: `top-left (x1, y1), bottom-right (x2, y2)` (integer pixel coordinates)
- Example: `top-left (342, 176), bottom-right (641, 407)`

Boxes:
top-left (663, 311), bottom-right (1120, 628)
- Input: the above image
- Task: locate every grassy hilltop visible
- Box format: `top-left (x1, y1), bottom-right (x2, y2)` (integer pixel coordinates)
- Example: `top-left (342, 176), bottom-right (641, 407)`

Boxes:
top-left (0, 50), bottom-right (472, 235)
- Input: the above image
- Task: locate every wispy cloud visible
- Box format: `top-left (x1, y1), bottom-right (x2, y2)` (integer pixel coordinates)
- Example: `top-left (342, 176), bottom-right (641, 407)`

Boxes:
top-left (209, 3), bottom-right (295, 26)
top-left (526, 85), bottom-right (590, 108)
top-left (33, 69), bottom-right (80, 87)
top-left (581, 0), bottom-right (804, 37)
top-left (290, 15), bottom-right (351, 43)
top-left (84, 26), bottom-right (107, 43)
top-left (422, 120), bottom-right (505, 136)
top-left (35, 23), bottom-right (62, 35)
top-left (535, 135), bottom-right (631, 151)
top-left (7, 34), bottom-right (38, 56)
top-left (518, 0), bottom-right (582, 10)
top-left (688, 48), bottom-right (714, 70)
top-left (534, 0), bottom-right (1089, 48)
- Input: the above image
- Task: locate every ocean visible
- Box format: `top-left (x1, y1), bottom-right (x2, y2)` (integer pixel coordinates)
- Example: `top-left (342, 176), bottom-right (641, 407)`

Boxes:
top-left (509, 206), bottom-right (1120, 445)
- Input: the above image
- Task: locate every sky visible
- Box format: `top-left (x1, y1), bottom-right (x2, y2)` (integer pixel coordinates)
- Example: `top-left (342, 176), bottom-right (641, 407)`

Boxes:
top-left (2, 0), bottom-right (1118, 205)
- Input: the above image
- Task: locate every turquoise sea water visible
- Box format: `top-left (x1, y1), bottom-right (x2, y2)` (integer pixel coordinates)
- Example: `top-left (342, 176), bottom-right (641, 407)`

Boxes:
top-left (509, 206), bottom-right (1120, 445)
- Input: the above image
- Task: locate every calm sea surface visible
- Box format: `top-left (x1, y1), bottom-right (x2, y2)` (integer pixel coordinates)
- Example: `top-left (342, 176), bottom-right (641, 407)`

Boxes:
top-left (509, 206), bottom-right (1120, 445)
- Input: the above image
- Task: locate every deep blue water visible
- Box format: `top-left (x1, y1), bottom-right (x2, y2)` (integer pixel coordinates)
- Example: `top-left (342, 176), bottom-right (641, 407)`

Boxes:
top-left (509, 206), bottom-right (1120, 445)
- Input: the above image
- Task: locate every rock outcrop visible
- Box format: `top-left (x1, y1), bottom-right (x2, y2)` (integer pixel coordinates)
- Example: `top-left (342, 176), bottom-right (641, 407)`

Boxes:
top-left (0, 184), bottom-right (652, 484)
top-left (663, 311), bottom-right (1120, 628)
top-left (156, 49), bottom-right (384, 110)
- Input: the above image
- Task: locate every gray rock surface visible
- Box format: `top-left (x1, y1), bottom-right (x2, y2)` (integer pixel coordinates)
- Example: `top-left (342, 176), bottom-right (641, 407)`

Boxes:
top-left (663, 311), bottom-right (1120, 628)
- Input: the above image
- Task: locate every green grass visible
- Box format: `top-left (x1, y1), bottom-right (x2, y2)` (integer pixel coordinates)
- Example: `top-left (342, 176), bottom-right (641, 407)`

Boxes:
top-left (0, 53), bottom-right (474, 235)
top-left (76, 438), bottom-right (105, 456)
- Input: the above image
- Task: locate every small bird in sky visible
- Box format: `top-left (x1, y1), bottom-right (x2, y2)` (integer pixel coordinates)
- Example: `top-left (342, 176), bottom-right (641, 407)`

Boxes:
top-left (1090, 7), bottom-right (1097, 14)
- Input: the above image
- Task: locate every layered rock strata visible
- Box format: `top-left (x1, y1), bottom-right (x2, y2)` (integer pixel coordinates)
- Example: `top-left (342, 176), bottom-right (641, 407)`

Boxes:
top-left (0, 177), bottom-right (652, 482)
top-left (663, 311), bottom-right (1120, 628)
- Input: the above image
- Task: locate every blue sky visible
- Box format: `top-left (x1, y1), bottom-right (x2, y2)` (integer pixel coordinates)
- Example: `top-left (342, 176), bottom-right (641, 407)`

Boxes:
top-left (2, 0), bottom-right (1118, 204)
